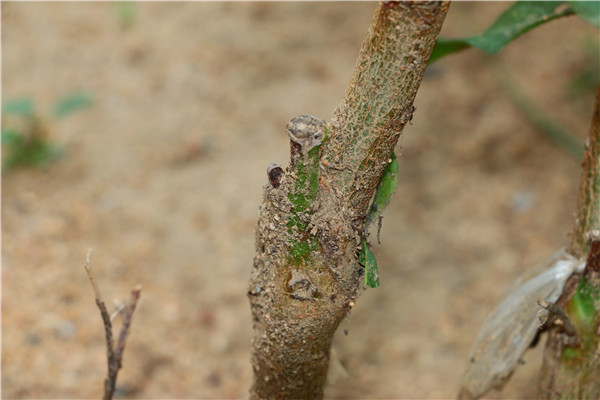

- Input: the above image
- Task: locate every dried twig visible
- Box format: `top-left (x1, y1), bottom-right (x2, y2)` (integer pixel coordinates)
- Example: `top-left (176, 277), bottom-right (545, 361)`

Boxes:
top-left (84, 249), bottom-right (142, 400)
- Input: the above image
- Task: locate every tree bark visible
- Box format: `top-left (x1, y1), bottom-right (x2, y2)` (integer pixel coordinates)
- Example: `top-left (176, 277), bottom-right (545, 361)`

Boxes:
top-left (248, 2), bottom-right (449, 399)
top-left (568, 86), bottom-right (600, 260)
top-left (539, 85), bottom-right (600, 399)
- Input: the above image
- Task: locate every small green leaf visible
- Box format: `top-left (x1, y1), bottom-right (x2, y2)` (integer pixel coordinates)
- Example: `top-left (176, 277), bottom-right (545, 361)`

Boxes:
top-left (359, 237), bottom-right (379, 288)
top-left (569, 1), bottom-right (600, 28)
top-left (368, 151), bottom-right (398, 221)
top-left (2, 98), bottom-right (35, 117)
top-left (430, 2), bottom-right (575, 64)
top-left (52, 92), bottom-right (93, 118)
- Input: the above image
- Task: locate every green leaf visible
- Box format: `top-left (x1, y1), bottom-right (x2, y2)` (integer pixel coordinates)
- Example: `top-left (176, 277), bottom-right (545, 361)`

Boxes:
top-left (430, 2), bottom-right (575, 64)
top-left (429, 38), bottom-right (472, 64)
top-left (569, 1), bottom-right (600, 28)
top-left (368, 151), bottom-right (398, 221)
top-left (359, 151), bottom-right (398, 288)
top-left (2, 98), bottom-right (35, 117)
top-left (359, 237), bottom-right (379, 288)
top-left (52, 92), bottom-right (93, 118)
top-left (468, 2), bottom-right (575, 53)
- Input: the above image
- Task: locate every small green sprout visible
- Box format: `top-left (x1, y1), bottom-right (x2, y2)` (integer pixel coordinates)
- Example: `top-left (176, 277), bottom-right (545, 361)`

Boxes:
top-left (2, 92), bottom-right (93, 170)
top-left (114, 2), bottom-right (138, 29)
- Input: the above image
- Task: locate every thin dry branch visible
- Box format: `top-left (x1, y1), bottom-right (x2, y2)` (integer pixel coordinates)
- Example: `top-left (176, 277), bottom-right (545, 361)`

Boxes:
top-left (85, 250), bottom-right (142, 400)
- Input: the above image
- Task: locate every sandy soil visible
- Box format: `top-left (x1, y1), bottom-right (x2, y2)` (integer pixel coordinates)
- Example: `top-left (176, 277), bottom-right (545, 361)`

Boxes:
top-left (2, 2), bottom-right (598, 399)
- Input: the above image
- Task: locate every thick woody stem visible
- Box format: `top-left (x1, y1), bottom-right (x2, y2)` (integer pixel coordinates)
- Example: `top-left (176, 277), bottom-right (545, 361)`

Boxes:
top-left (248, 2), bottom-right (448, 399)
top-left (540, 85), bottom-right (600, 399)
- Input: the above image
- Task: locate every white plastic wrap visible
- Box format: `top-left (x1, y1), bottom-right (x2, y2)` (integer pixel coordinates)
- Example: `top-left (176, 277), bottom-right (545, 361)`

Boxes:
top-left (458, 249), bottom-right (586, 399)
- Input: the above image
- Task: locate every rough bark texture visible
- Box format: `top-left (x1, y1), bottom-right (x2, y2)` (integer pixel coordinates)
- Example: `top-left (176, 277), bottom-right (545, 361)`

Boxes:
top-left (539, 85), bottom-right (600, 399)
top-left (569, 86), bottom-right (600, 260)
top-left (248, 2), bottom-right (449, 399)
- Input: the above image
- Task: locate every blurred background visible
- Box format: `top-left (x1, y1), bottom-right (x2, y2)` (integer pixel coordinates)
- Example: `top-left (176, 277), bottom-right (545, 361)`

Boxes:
top-left (2, 2), bottom-right (598, 398)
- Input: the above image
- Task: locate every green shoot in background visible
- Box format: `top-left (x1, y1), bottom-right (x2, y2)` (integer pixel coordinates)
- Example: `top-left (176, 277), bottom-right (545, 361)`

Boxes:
top-left (114, 2), bottom-right (138, 29)
top-left (2, 92), bottom-right (93, 170)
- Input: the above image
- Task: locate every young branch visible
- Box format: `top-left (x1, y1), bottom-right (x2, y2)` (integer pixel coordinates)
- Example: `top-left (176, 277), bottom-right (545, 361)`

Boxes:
top-left (85, 250), bottom-right (142, 400)
top-left (248, 2), bottom-right (449, 399)
top-left (324, 1), bottom-right (447, 218)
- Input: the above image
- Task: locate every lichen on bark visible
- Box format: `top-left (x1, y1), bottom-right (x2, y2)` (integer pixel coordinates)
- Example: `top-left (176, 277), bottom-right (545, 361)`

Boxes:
top-left (285, 115), bottom-right (329, 266)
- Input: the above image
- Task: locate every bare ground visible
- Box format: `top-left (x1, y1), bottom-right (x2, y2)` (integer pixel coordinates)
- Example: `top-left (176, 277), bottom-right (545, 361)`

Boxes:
top-left (2, 2), bottom-right (598, 399)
